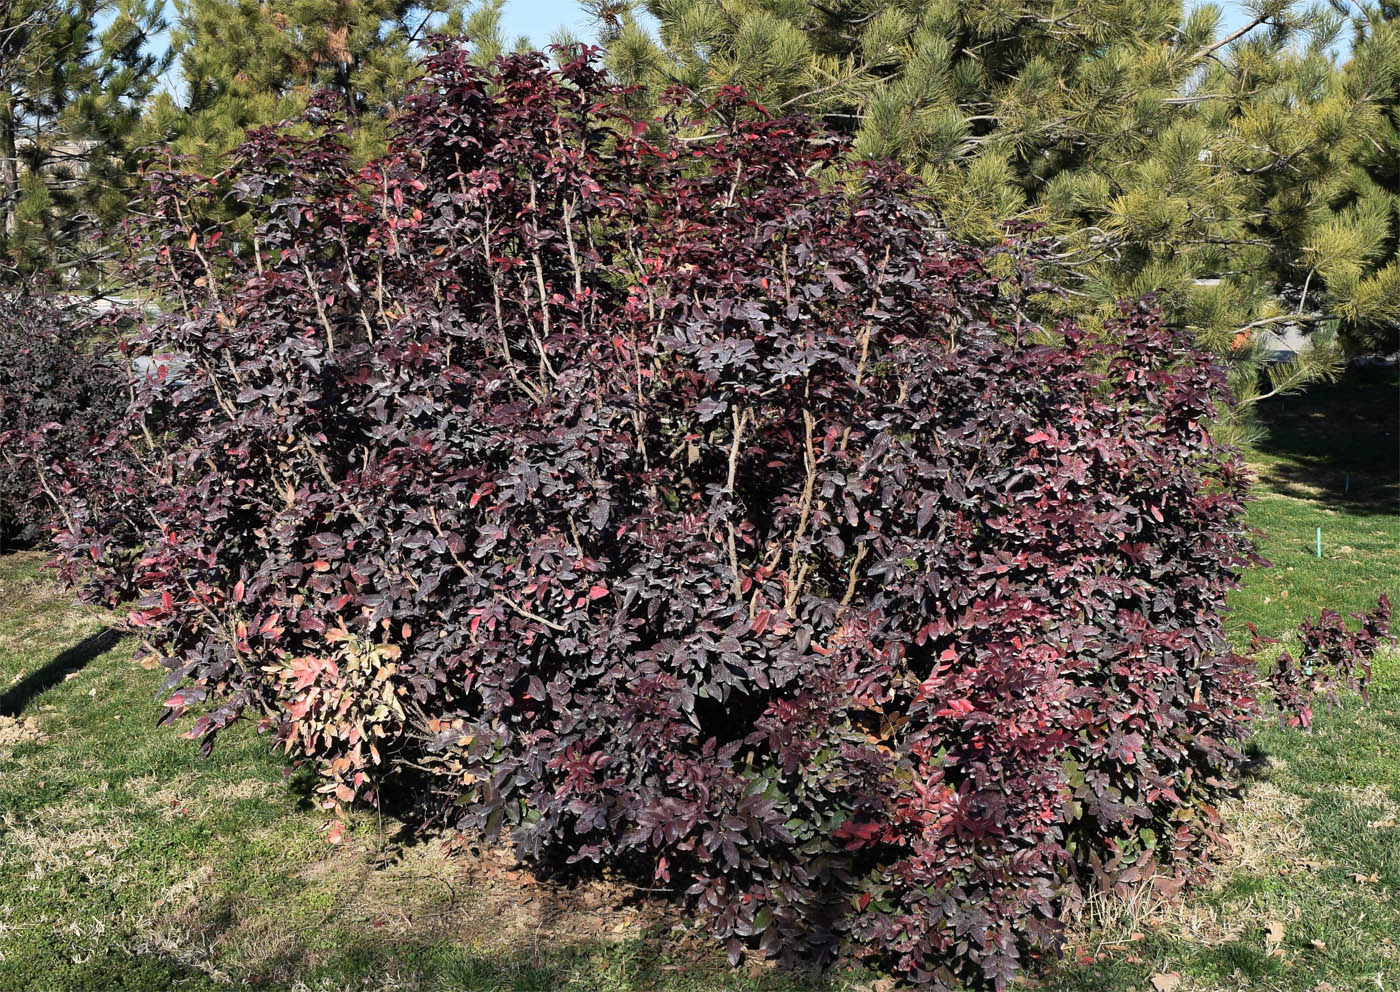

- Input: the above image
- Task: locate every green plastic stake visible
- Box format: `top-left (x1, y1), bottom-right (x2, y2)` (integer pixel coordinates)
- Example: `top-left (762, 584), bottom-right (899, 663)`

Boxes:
top-left (1316, 527), bottom-right (1322, 558)
top-left (1345, 472), bottom-right (1350, 495)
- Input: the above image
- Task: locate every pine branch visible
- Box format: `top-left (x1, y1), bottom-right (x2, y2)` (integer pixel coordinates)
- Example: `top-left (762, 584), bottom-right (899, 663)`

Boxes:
top-left (779, 58), bottom-right (875, 110)
top-left (1234, 310), bottom-right (1330, 333)
top-left (1191, 13), bottom-right (1270, 62)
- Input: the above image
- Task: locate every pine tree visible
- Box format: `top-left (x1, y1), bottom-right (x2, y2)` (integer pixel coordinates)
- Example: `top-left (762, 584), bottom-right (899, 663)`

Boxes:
top-left (601, 0), bottom-right (1397, 435)
top-left (1322, 3), bottom-right (1399, 354)
top-left (146, 0), bottom-right (489, 170)
top-left (0, 0), bottom-right (169, 283)
top-left (453, 0), bottom-right (531, 65)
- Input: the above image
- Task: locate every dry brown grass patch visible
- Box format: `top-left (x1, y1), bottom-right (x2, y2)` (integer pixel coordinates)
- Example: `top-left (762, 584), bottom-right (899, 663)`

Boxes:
top-left (0, 802), bottom-right (135, 883)
top-left (1336, 783), bottom-right (1400, 819)
top-left (137, 826), bottom-right (677, 986)
top-left (0, 714), bottom-right (45, 756)
top-left (1065, 765), bottom-right (1323, 959)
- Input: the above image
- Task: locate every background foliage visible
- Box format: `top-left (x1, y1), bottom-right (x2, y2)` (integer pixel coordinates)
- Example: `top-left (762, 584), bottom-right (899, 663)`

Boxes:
top-left (143, 0), bottom-right (482, 172)
top-left (0, 0), bottom-right (168, 282)
top-left (0, 293), bottom-right (124, 547)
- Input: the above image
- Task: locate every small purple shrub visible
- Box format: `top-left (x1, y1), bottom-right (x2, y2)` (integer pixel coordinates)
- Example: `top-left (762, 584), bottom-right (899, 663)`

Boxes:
top-left (0, 294), bottom-right (125, 548)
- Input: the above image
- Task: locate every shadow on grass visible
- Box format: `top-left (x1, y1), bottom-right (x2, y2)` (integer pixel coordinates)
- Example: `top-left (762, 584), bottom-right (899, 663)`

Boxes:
top-left (41, 823), bottom-right (851, 992)
top-left (278, 938), bottom-right (844, 992)
top-left (9, 926), bottom-right (847, 992)
top-left (0, 627), bottom-right (120, 717)
top-left (0, 945), bottom-right (231, 992)
top-left (1253, 367), bottom-right (1399, 512)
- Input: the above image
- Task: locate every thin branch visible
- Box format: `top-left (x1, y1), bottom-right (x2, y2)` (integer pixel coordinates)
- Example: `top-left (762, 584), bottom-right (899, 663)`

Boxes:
top-left (1234, 310), bottom-right (1328, 334)
top-left (725, 407), bottom-right (750, 599)
top-left (840, 543), bottom-right (868, 607)
top-left (301, 262), bottom-right (337, 355)
top-left (500, 595), bottom-right (568, 632)
top-left (1191, 14), bottom-right (1269, 62)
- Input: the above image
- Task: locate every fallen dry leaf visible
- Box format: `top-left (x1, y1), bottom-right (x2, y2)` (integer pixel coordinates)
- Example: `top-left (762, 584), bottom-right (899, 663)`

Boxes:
top-left (1265, 919), bottom-right (1285, 952)
top-left (1150, 973), bottom-right (1182, 992)
top-left (1152, 875), bottom-right (1186, 899)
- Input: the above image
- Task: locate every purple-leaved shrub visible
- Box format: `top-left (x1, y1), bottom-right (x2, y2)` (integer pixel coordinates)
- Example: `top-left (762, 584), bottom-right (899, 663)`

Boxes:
top-left (18, 43), bottom-right (1391, 989)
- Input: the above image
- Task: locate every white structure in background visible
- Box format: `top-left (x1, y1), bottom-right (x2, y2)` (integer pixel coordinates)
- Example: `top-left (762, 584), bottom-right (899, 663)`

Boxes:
top-left (11, 138), bottom-right (99, 181)
top-left (1195, 277), bottom-right (1396, 365)
top-left (1194, 277), bottom-right (1311, 363)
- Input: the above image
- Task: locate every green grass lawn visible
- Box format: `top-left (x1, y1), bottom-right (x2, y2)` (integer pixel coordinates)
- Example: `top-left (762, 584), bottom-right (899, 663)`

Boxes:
top-left (0, 370), bottom-right (1396, 992)
top-left (1228, 366), bottom-right (1399, 642)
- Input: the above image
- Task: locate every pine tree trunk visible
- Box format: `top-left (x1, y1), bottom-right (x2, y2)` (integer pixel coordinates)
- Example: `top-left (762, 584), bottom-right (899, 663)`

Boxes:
top-left (0, 0), bottom-right (17, 241)
top-left (1, 94), bottom-right (17, 239)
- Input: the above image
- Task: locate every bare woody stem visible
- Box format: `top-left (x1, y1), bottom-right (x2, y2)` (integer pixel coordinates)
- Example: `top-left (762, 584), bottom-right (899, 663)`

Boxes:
top-left (726, 406), bottom-right (750, 598)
